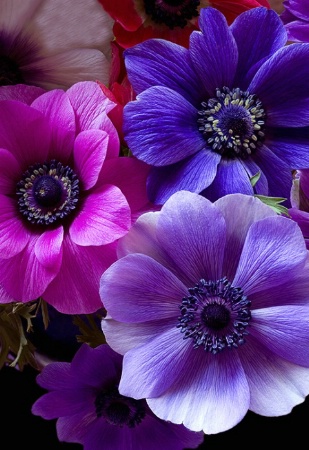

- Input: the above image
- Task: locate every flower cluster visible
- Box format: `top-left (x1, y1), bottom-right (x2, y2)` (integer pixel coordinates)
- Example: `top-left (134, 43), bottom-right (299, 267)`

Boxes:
top-left (2, 0), bottom-right (309, 449)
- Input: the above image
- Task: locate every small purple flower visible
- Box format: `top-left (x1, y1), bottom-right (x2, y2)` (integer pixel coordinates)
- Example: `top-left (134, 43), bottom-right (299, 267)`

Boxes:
top-left (32, 343), bottom-right (204, 450)
top-left (0, 81), bottom-right (150, 314)
top-left (281, 0), bottom-right (309, 42)
top-left (123, 7), bottom-right (309, 205)
top-left (100, 191), bottom-right (309, 434)
top-left (289, 169), bottom-right (309, 248)
top-left (0, 0), bottom-right (114, 89)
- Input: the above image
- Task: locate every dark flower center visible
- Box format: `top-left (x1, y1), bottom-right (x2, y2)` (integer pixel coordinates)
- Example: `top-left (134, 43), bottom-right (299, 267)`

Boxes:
top-left (143, 0), bottom-right (200, 28)
top-left (16, 160), bottom-right (80, 226)
top-left (95, 387), bottom-right (146, 427)
top-left (0, 55), bottom-right (24, 85)
top-left (177, 277), bottom-right (251, 354)
top-left (198, 86), bottom-right (266, 159)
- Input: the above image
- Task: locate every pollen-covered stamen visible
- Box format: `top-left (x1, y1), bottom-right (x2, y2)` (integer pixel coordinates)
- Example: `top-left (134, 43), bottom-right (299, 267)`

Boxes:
top-left (0, 55), bottom-right (24, 85)
top-left (177, 277), bottom-right (251, 354)
top-left (16, 159), bottom-right (80, 226)
top-left (95, 387), bottom-right (146, 427)
top-left (142, 0), bottom-right (200, 28)
top-left (198, 86), bottom-right (266, 159)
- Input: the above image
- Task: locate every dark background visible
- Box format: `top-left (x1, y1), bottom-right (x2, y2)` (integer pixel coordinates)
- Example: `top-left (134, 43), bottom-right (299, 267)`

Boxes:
top-left (2, 362), bottom-right (308, 450)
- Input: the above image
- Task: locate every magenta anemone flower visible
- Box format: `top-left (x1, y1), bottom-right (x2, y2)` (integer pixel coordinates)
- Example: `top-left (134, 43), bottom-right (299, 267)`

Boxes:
top-left (0, 81), bottom-right (150, 314)
top-left (0, 0), bottom-right (114, 89)
top-left (122, 7), bottom-right (309, 205)
top-left (289, 169), bottom-right (309, 248)
top-left (32, 343), bottom-right (204, 450)
top-left (100, 191), bottom-right (309, 434)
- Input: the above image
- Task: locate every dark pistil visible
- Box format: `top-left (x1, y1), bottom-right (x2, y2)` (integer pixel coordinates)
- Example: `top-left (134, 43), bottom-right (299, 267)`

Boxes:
top-left (0, 55), bottom-right (24, 85)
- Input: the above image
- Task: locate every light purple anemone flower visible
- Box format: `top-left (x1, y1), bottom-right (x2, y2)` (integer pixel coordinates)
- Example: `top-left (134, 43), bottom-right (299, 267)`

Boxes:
top-left (0, 0), bottom-right (114, 89)
top-left (0, 81), bottom-right (151, 314)
top-left (123, 7), bottom-right (309, 205)
top-left (100, 191), bottom-right (309, 434)
top-left (31, 343), bottom-right (204, 450)
top-left (289, 169), bottom-right (309, 248)
top-left (281, 0), bottom-right (309, 42)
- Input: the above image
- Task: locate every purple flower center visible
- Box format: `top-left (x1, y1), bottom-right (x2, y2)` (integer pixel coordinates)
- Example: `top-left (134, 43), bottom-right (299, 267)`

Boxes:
top-left (143, 0), bottom-right (200, 28)
top-left (95, 387), bottom-right (146, 427)
top-left (177, 277), bottom-right (251, 354)
top-left (198, 86), bottom-right (266, 159)
top-left (0, 55), bottom-right (24, 85)
top-left (16, 160), bottom-right (80, 226)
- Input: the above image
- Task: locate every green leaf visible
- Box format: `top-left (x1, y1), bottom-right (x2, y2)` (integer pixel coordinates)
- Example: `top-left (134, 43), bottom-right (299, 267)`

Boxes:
top-left (250, 171), bottom-right (261, 188)
top-left (255, 194), bottom-right (290, 217)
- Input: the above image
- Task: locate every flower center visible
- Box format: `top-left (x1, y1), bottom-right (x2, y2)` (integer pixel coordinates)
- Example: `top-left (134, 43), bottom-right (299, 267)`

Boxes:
top-left (16, 160), bottom-right (80, 226)
top-left (177, 277), bottom-right (251, 354)
top-left (143, 0), bottom-right (200, 28)
top-left (0, 55), bottom-right (24, 85)
top-left (198, 86), bottom-right (266, 159)
top-left (95, 387), bottom-right (146, 427)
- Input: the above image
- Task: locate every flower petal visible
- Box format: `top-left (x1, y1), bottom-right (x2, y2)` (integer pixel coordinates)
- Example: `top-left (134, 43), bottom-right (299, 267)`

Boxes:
top-left (69, 185), bottom-right (131, 246)
top-left (266, 126), bottom-right (309, 168)
top-left (34, 226), bottom-right (63, 269)
top-left (0, 85), bottom-right (44, 104)
top-left (0, 148), bottom-right (22, 195)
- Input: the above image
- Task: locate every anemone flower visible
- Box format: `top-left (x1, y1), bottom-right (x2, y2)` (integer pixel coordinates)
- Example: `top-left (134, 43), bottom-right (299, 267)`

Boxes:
top-left (98, 0), bottom-right (270, 48)
top-left (32, 343), bottom-right (204, 450)
top-left (0, 81), bottom-right (150, 314)
top-left (280, 0), bottom-right (309, 42)
top-left (289, 169), bottom-right (309, 248)
top-left (122, 7), bottom-right (309, 206)
top-left (100, 190), bottom-right (309, 434)
top-left (0, 0), bottom-right (114, 89)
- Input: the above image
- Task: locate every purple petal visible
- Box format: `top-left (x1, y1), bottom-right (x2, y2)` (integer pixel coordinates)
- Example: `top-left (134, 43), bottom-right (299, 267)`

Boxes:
top-left (249, 44), bottom-right (309, 127)
top-left (0, 84), bottom-right (45, 103)
top-left (233, 215), bottom-right (307, 294)
top-left (32, 390), bottom-right (91, 419)
top-left (147, 348), bottom-right (250, 434)
top-left (100, 254), bottom-right (187, 322)
top-left (123, 86), bottom-right (205, 166)
top-left (34, 362), bottom-right (72, 390)
top-left (250, 306), bottom-right (309, 366)
top-left (214, 194), bottom-right (276, 280)
top-left (284, 21), bottom-right (309, 42)
top-left (265, 126), bottom-right (309, 168)
top-left (289, 208), bottom-right (309, 237)
top-left (119, 327), bottom-right (192, 398)
top-left (124, 39), bottom-right (201, 103)
top-left (155, 191), bottom-right (226, 283)
top-left (0, 100), bottom-right (50, 167)
top-left (239, 158), bottom-right (268, 195)
top-left (69, 185), bottom-right (131, 246)
top-left (0, 148), bottom-right (22, 195)
top-left (190, 8), bottom-right (237, 96)
top-left (73, 130), bottom-right (108, 190)
top-left (147, 151), bottom-right (220, 204)
top-left (239, 335), bottom-right (309, 416)
top-left (34, 226), bottom-right (63, 269)
top-left (231, 8), bottom-right (287, 87)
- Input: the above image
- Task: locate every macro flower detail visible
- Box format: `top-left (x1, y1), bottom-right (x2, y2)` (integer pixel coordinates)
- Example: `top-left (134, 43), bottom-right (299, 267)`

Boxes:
top-left (280, 0), bottom-right (309, 42)
top-left (123, 6), bottom-right (309, 205)
top-left (100, 191), bottom-right (309, 434)
top-left (0, 0), bottom-right (114, 89)
top-left (0, 81), bottom-right (150, 314)
top-left (31, 343), bottom-right (204, 450)
top-left (289, 169), bottom-right (309, 248)
top-left (98, 0), bottom-right (269, 48)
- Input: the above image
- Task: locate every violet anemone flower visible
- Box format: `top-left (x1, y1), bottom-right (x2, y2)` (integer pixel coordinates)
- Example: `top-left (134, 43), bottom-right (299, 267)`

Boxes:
top-left (0, 81), bottom-right (150, 314)
top-left (289, 169), bottom-right (309, 248)
top-left (0, 0), bottom-right (114, 89)
top-left (280, 0), bottom-right (309, 42)
top-left (32, 343), bottom-right (204, 450)
top-left (100, 191), bottom-right (309, 434)
top-left (123, 7), bottom-right (309, 205)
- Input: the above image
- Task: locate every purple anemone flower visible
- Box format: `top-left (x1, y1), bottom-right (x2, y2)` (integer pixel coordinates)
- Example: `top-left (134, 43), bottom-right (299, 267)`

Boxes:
top-left (100, 191), bottom-right (309, 434)
top-left (31, 343), bottom-right (204, 450)
top-left (0, 0), bottom-right (114, 89)
top-left (0, 81), bottom-right (151, 314)
top-left (123, 7), bottom-right (309, 205)
top-left (281, 0), bottom-right (309, 42)
top-left (289, 169), bottom-right (309, 248)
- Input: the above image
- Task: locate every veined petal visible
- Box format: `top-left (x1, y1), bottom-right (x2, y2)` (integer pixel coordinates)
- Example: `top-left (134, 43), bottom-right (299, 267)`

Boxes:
top-left (32, 390), bottom-right (90, 419)
top-left (189, 7), bottom-right (238, 96)
top-left (101, 254), bottom-right (187, 322)
top-left (233, 215), bottom-right (307, 294)
top-left (123, 86), bottom-right (205, 166)
top-left (0, 85), bottom-right (44, 103)
top-left (69, 185), bottom-right (131, 246)
top-left (73, 130), bottom-right (108, 190)
top-left (0, 148), bottom-right (22, 195)
top-left (266, 127), bottom-right (309, 168)
top-left (0, 0), bottom-right (42, 32)
top-left (34, 226), bottom-right (63, 269)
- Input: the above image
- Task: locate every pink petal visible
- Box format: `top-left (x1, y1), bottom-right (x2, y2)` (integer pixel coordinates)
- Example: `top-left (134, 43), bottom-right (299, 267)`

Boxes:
top-left (0, 85), bottom-right (45, 104)
top-left (0, 148), bottom-right (22, 195)
top-left (73, 129), bottom-right (108, 190)
top-left (34, 226), bottom-right (64, 269)
top-left (69, 185), bottom-right (131, 246)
